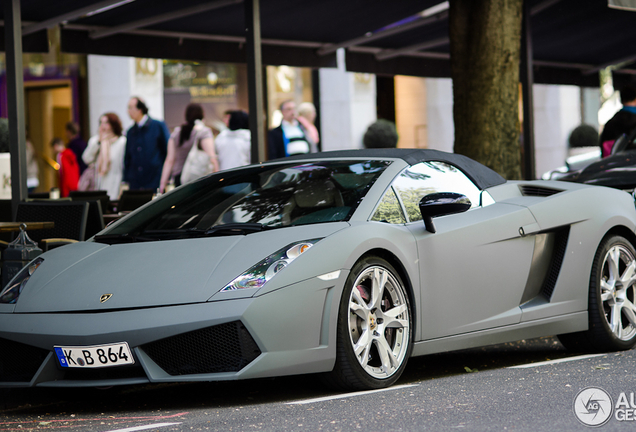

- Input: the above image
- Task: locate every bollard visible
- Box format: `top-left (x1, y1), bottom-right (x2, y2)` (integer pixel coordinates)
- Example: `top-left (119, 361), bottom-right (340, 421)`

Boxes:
top-left (1, 224), bottom-right (43, 288)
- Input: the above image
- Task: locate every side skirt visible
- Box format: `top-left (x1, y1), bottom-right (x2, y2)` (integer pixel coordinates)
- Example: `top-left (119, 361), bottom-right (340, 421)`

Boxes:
top-left (411, 311), bottom-right (587, 357)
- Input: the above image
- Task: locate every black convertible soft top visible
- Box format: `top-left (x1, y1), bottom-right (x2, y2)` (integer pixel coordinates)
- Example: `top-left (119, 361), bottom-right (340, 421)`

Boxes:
top-left (281, 148), bottom-right (507, 191)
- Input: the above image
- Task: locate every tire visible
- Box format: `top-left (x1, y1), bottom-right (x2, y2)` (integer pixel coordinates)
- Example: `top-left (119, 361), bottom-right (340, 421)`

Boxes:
top-left (324, 256), bottom-right (413, 390)
top-left (559, 235), bottom-right (636, 352)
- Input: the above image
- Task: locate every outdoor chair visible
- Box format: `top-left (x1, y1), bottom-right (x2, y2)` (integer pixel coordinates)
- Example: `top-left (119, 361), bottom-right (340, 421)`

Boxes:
top-left (15, 201), bottom-right (89, 251)
top-left (0, 200), bottom-right (12, 222)
top-left (83, 199), bottom-right (105, 239)
top-left (70, 190), bottom-right (111, 215)
top-left (0, 200), bottom-right (12, 249)
top-left (118, 189), bottom-right (154, 212)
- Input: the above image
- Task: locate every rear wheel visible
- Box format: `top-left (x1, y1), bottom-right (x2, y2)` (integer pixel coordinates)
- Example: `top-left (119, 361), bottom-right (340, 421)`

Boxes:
top-left (325, 256), bottom-right (412, 390)
top-left (559, 235), bottom-right (636, 351)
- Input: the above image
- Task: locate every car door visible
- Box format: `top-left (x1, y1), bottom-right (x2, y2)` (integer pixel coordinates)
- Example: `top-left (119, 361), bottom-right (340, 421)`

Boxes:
top-left (388, 161), bottom-right (537, 340)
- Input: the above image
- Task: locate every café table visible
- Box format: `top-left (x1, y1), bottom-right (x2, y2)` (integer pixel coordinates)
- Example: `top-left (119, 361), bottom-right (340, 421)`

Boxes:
top-left (103, 212), bottom-right (130, 225)
top-left (0, 222), bottom-right (54, 232)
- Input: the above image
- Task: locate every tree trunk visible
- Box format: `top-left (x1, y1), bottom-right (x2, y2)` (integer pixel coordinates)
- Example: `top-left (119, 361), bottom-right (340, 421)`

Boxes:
top-left (449, 0), bottom-right (523, 180)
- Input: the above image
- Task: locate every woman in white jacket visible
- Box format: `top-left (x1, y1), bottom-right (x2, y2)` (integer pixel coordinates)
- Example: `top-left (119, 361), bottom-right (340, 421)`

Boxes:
top-left (215, 110), bottom-right (251, 171)
top-left (82, 113), bottom-right (126, 200)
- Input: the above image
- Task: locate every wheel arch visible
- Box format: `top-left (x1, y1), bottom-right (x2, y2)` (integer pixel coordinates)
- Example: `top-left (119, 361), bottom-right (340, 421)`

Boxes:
top-left (354, 248), bottom-right (418, 334)
top-left (559, 224), bottom-right (636, 352)
top-left (603, 225), bottom-right (636, 249)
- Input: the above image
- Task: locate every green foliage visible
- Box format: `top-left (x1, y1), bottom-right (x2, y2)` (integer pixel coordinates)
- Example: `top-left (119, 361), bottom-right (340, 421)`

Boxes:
top-left (371, 189), bottom-right (406, 224)
top-left (397, 187), bottom-right (436, 222)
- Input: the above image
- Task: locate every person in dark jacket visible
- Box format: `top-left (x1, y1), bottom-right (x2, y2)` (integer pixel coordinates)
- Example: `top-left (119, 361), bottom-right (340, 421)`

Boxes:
top-left (599, 85), bottom-right (636, 157)
top-left (124, 96), bottom-right (170, 190)
top-left (267, 100), bottom-right (311, 160)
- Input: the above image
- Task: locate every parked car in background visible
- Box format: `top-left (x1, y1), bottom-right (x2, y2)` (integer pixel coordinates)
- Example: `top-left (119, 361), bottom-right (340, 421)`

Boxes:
top-left (542, 148), bottom-right (601, 181)
top-left (542, 123), bottom-right (601, 181)
top-left (2, 149), bottom-right (636, 391)
top-left (550, 130), bottom-right (636, 191)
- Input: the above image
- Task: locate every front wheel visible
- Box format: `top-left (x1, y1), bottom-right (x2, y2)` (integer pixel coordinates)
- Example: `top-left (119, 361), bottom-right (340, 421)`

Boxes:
top-left (325, 256), bottom-right (412, 390)
top-left (559, 235), bottom-right (636, 351)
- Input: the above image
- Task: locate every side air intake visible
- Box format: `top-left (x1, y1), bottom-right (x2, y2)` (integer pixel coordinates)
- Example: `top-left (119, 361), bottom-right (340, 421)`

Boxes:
top-left (519, 185), bottom-right (563, 197)
top-left (541, 227), bottom-right (570, 299)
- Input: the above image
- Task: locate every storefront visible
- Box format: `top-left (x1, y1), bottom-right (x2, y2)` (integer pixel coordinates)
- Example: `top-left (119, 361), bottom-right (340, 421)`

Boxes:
top-left (0, 28), bottom-right (87, 193)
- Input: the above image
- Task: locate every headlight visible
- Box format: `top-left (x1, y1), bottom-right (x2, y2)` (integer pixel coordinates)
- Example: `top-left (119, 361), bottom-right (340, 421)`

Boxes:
top-left (0, 257), bottom-right (44, 304)
top-left (222, 239), bottom-right (320, 291)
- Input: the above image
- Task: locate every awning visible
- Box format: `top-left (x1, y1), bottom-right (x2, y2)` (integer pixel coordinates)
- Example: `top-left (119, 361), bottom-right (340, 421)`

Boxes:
top-left (3, 0), bottom-right (636, 208)
top-left (3, 0), bottom-right (634, 86)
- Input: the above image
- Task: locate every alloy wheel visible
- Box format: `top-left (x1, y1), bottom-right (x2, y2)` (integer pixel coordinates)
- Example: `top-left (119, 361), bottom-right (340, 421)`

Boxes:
top-left (600, 244), bottom-right (636, 341)
top-left (347, 265), bottom-right (410, 379)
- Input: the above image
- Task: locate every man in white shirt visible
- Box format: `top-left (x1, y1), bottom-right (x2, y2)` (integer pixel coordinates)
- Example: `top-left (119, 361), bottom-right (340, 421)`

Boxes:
top-left (267, 100), bottom-right (311, 159)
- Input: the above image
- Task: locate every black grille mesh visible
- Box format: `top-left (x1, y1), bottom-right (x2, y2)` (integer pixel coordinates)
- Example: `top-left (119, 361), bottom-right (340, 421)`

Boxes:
top-left (0, 338), bottom-right (49, 383)
top-left (141, 321), bottom-right (261, 376)
top-left (519, 185), bottom-right (563, 197)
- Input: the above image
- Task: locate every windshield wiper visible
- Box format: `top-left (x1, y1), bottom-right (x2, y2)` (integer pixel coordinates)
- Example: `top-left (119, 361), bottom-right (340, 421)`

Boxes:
top-left (93, 233), bottom-right (155, 244)
top-left (204, 223), bottom-right (271, 236)
top-left (96, 223), bottom-right (271, 244)
top-left (140, 224), bottom-right (270, 238)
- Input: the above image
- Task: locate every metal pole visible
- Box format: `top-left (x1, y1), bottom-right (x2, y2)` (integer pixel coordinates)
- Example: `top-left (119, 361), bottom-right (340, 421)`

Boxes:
top-left (520, 1), bottom-right (536, 180)
top-left (4, 0), bottom-right (28, 217)
top-left (244, 0), bottom-right (266, 163)
top-left (311, 69), bottom-right (321, 151)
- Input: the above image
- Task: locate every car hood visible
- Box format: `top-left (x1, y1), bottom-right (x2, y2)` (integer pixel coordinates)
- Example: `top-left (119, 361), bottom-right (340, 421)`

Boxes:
top-left (14, 223), bottom-right (348, 313)
top-left (560, 150), bottom-right (636, 189)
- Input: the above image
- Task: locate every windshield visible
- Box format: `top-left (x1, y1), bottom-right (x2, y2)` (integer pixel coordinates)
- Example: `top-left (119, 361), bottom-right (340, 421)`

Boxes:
top-left (96, 160), bottom-right (390, 243)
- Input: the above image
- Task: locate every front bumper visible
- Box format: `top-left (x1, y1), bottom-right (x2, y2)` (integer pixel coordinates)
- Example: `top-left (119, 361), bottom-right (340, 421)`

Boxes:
top-left (0, 275), bottom-right (343, 388)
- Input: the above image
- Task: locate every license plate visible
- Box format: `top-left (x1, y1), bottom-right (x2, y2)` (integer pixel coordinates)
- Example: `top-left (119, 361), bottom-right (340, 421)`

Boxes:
top-left (54, 342), bottom-right (134, 368)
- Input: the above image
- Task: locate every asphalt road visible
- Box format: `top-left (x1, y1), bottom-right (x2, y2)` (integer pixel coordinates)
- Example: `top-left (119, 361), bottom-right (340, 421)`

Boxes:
top-left (1, 337), bottom-right (635, 431)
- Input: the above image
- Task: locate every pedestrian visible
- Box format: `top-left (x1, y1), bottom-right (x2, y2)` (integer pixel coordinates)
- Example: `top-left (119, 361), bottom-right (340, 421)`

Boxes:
top-left (222, 109), bottom-right (234, 128)
top-left (362, 119), bottom-right (399, 149)
top-left (297, 102), bottom-right (319, 152)
top-left (568, 124), bottom-right (599, 149)
top-left (124, 96), bottom-right (170, 190)
top-left (25, 136), bottom-right (39, 193)
top-left (267, 100), bottom-right (311, 159)
top-left (215, 110), bottom-right (251, 171)
top-left (159, 103), bottom-right (218, 191)
top-left (82, 113), bottom-right (127, 200)
top-left (599, 85), bottom-right (636, 157)
top-left (65, 122), bottom-right (88, 175)
top-left (51, 137), bottom-right (79, 197)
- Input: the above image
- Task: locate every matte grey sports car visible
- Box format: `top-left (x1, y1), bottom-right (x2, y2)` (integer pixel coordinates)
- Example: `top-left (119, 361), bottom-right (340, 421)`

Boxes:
top-left (2, 149), bottom-right (636, 391)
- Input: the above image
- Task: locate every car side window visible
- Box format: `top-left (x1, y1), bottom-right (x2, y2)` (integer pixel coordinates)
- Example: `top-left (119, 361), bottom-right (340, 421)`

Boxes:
top-left (392, 161), bottom-right (481, 223)
top-left (371, 187), bottom-right (407, 224)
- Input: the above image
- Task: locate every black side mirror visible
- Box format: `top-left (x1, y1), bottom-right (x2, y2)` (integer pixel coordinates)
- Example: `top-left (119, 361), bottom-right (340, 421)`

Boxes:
top-left (419, 192), bottom-right (472, 233)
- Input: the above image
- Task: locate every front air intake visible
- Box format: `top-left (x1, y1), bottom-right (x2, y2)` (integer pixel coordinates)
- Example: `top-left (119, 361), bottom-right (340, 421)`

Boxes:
top-left (141, 321), bottom-right (261, 376)
top-left (0, 338), bottom-right (49, 383)
top-left (519, 185), bottom-right (563, 197)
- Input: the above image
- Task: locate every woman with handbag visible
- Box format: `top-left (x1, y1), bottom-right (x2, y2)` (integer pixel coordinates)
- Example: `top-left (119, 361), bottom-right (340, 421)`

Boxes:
top-left (81, 113), bottom-right (126, 200)
top-left (160, 103), bottom-right (218, 192)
